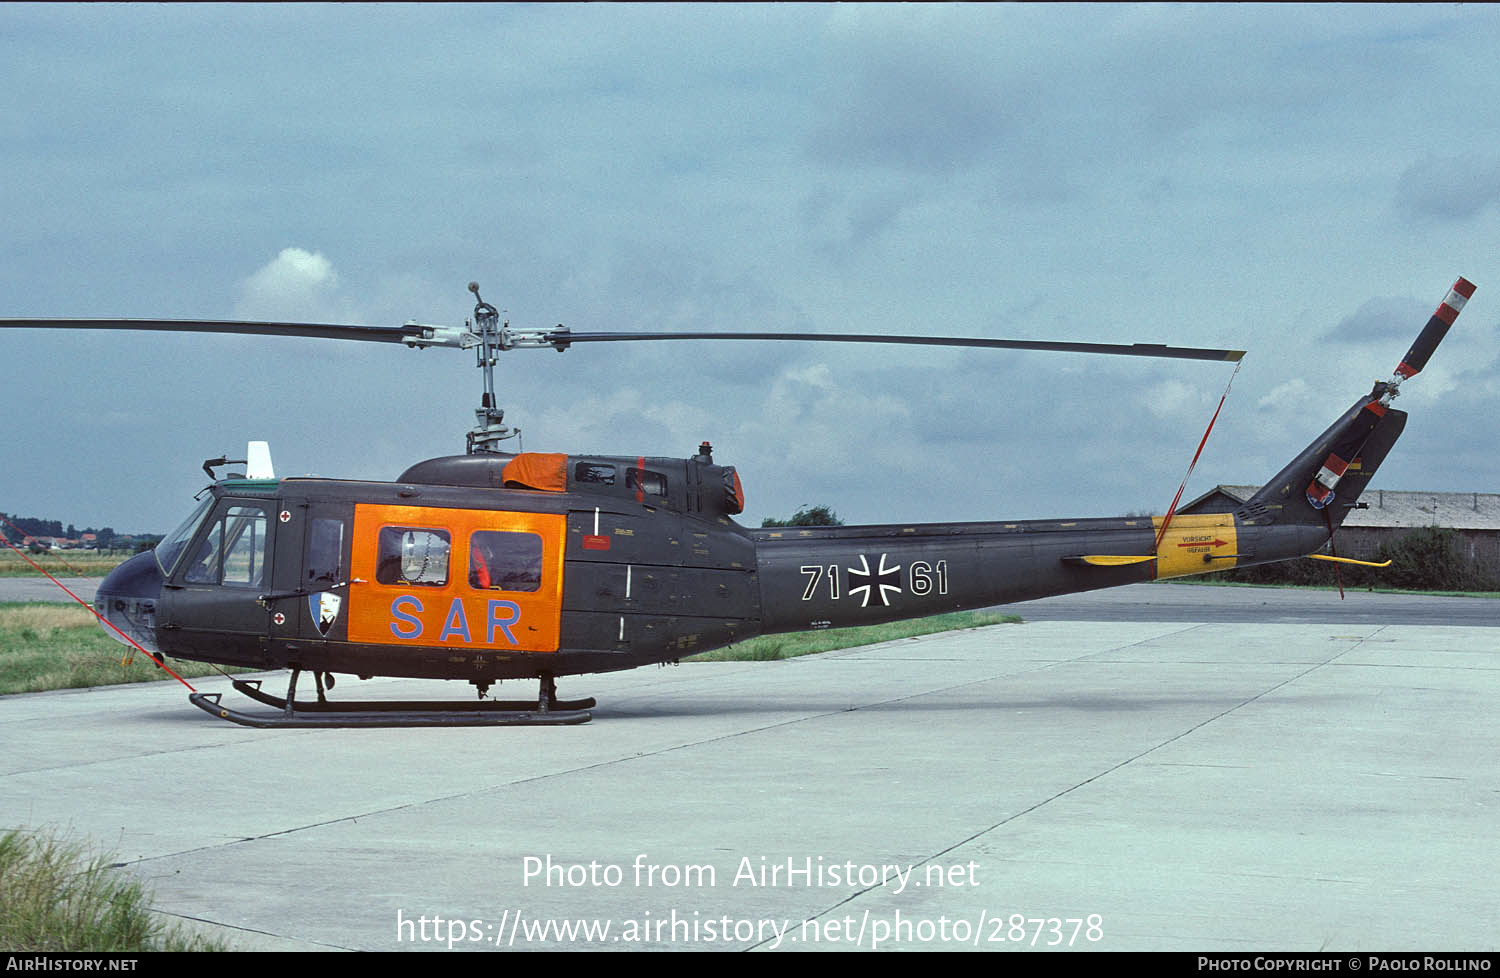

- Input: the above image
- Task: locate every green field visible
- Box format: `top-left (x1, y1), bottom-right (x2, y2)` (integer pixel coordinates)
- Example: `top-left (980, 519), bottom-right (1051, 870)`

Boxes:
top-left (0, 549), bottom-right (133, 578)
top-left (0, 603), bottom-right (242, 696)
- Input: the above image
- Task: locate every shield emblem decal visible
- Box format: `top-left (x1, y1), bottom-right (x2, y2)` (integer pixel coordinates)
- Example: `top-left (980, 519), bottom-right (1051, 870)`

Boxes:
top-left (309, 592), bottom-right (341, 635)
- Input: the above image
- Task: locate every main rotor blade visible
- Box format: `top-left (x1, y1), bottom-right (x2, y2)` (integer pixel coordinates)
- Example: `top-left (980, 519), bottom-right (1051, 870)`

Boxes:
top-left (1, 318), bottom-right (1245, 362)
top-left (0, 318), bottom-right (430, 344)
top-left (551, 330), bottom-right (1246, 362)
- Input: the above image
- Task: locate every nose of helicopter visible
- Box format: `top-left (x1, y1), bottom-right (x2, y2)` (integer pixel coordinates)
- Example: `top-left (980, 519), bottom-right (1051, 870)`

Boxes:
top-left (94, 550), bottom-right (164, 655)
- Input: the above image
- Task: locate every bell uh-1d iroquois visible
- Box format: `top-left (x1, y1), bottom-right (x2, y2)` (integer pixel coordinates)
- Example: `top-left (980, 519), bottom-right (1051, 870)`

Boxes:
top-left (0, 277), bottom-right (1476, 726)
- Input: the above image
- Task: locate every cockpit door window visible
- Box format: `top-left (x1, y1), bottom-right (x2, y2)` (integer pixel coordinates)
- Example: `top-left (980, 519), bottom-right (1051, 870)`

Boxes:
top-left (182, 504), bottom-right (270, 588)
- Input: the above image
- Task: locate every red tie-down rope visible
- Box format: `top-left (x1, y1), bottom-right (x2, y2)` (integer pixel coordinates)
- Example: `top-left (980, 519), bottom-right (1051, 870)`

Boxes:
top-left (1153, 360), bottom-right (1244, 559)
top-left (0, 514), bottom-right (197, 691)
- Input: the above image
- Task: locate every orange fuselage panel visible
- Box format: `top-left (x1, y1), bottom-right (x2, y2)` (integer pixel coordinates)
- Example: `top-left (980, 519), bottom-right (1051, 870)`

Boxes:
top-left (346, 503), bottom-right (566, 652)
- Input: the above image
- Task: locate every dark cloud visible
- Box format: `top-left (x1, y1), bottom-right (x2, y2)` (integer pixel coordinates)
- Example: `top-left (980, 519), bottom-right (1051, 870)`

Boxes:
top-left (807, 60), bottom-right (1015, 175)
top-left (1394, 154), bottom-right (1500, 222)
top-left (798, 185), bottom-right (918, 254)
top-left (1324, 296), bottom-right (1431, 342)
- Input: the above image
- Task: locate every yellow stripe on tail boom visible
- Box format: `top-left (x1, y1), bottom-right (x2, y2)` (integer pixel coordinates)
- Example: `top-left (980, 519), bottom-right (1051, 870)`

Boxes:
top-left (1073, 555), bottom-right (1158, 567)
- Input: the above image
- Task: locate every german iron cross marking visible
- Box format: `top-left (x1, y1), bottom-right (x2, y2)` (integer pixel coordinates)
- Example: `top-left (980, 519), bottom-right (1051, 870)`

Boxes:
top-left (847, 553), bottom-right (902, 607)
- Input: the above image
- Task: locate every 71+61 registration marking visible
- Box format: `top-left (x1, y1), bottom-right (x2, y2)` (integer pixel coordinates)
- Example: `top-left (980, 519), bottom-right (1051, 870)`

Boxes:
top-left (800, 555), bottom-right (949, 607)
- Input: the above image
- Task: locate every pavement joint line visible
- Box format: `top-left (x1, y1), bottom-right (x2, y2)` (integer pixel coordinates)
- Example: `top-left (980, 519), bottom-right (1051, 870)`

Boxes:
top-left (8, 611), bottom-right (1494, 950)
top-left (1332, 661), bottom-right (1500, 670)
top-left (1065, 621), bottom-right (1211, 662)
top-left (149, 908), bottom-right (356, 951)
top-left (755, 626), bottom-right (1367, 949)
top-left (13, 639), bottom-right (1054, 874)
top-left (114, 673), bottom-right (1030, 869)
top-left (110, 633), bottom-right (1200, 875)
top-left (0, 726), bottom-right (272, 777)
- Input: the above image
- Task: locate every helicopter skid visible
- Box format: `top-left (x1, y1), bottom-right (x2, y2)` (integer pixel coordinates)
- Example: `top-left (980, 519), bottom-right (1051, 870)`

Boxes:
top-left (231, 677), bottom-right (597, 714)
top-left (187, 676), bottom-right (592, 727)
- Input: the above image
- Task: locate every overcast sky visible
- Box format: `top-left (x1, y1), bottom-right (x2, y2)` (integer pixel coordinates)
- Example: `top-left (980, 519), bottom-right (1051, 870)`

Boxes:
top-left (4, 3), bottom-right (1499, 534)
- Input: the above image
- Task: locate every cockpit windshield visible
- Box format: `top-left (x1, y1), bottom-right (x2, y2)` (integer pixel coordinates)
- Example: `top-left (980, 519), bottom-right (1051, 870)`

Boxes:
top-left (154, 495), bottom-right (214, 578)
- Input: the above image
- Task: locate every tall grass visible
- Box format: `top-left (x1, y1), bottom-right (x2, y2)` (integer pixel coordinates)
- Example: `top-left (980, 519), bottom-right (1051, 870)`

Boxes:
top-left (0, 603), bottom-right (242, 695)
top-left (0, 827), bottom-right (228, 951)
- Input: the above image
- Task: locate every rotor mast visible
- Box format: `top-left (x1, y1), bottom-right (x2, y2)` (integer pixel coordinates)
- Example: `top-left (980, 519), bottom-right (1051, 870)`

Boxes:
top-left (465, 282), bottom-right (515, 454)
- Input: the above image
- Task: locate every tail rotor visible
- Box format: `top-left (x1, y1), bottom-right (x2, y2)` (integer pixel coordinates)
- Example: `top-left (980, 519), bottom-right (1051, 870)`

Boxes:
top-left (1304, 277), bottom-right (1475, 511)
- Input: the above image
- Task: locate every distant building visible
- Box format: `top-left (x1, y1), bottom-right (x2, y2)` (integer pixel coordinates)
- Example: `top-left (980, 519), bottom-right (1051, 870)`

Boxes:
top-left (1182, 486), bottom-right (1500, 566)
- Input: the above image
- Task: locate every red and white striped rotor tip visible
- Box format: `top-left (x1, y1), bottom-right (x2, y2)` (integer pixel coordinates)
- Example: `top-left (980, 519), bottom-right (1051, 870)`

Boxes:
top-left (1392, 276), bottom-right (1475, 381)
top-left (1436, 277), bottom-right (1476, 325)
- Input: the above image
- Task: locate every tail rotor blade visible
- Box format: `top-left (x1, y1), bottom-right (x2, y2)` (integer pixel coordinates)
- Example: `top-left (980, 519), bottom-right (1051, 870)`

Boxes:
top-left (1394, 277), bottom-right (1475, 380)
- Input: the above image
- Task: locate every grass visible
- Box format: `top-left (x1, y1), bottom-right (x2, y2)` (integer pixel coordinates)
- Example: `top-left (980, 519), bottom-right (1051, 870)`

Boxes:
top-left (0, 602), bottom-right (242, 696)
top-left (0, 549), bottom-right (133, 578)
top-left (0, 826), bottom-right (228, 951)
top-left (686, 610), bottom-right (1020, 662)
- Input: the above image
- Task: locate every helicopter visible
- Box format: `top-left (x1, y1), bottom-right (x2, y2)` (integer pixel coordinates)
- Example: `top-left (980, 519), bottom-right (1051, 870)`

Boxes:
top-left (0, 277), bottom-right (1475, 726)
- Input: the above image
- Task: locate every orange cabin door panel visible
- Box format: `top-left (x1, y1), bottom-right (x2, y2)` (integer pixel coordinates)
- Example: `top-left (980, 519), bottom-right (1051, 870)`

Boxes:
top-left (346, 504), bottom-right (565, 652)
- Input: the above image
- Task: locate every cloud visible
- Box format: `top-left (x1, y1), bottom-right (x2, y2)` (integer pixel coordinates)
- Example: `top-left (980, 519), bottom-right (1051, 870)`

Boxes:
top-left (1394, 154), bottom-right (1500, 222)
top-left (1255, 377), bottom-right (1315, 416)
top-left (808, 63), bottom-right (1014, 176)
top-left (805, 7), bottom-right (1022, 176)
top-left (233, 247), bottom-right (345, 321)
top-left (798, 185), bottom-right (916, 253)
top-left (1141, 378), bottom-right (1213, 422)
top-left (1324, 296), bottom-right (1429, 342)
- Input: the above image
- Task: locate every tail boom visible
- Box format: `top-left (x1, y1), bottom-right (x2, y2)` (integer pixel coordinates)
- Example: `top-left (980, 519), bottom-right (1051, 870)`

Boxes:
top-left (749, 276), bottom-right (1464, 635)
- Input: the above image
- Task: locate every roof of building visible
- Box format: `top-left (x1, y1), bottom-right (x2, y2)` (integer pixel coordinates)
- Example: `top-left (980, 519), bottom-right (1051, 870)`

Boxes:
top-left (1184, 485), bottom-right (1500, 530)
